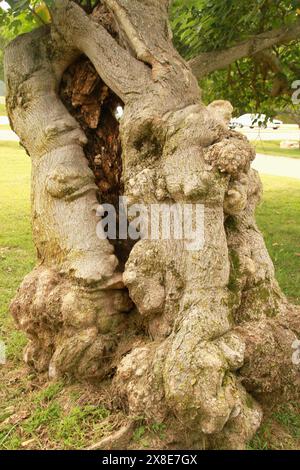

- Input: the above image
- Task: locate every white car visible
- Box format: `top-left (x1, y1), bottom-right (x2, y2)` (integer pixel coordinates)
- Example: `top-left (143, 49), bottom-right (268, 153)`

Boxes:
top-left (230, 114), bottom-right (282, 130)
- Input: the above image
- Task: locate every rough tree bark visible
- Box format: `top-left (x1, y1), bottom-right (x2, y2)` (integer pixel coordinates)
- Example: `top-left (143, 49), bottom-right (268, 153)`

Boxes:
top-left (4, 0), bottom-right (300, 449)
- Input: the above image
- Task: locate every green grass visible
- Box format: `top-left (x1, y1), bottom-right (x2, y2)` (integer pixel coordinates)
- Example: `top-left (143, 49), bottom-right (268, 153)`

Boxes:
top-left (0, 141), bottom-right (35, 362)
top-left (0, 140), bottom-right (300, 449)
top-left (249, 402), bottom-right (300, 450)
top-left (0, 380), bottom-right (112, 449)
top-left (256, 175), bottom-right (300, 304)
top-left (254, 140), bottom-right (300, 158)
top-left (273, 403), bottom-right (300, 438)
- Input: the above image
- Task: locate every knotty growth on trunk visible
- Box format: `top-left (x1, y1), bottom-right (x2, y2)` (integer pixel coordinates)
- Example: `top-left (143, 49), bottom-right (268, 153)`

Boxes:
top-left (4, 0), bottom-right (300, 449)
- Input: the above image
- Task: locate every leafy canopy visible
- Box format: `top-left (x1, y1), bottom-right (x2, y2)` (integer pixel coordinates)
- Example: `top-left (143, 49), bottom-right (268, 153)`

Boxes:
top-left (170, 0), bottom-right (300, 119)
top-left (170, 0), bottom-right (299, 58)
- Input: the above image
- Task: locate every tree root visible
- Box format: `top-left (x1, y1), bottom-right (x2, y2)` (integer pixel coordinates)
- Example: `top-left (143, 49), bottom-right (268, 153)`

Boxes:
top-left (85, 420), bottom-right (137, 450)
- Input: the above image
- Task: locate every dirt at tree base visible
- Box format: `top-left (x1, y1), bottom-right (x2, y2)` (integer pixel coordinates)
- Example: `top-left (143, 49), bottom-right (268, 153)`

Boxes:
top-left (1, 361), bottom-right (300, 450)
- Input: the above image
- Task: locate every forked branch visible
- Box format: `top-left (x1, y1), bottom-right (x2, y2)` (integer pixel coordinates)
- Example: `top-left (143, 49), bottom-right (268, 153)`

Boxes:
top-left (52, 0), bottom-right (150, 102)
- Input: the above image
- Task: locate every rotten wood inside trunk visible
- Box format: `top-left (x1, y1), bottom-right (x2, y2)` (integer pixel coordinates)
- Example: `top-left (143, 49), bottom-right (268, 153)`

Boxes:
top-left (60, 57), bottom-right (133, 269)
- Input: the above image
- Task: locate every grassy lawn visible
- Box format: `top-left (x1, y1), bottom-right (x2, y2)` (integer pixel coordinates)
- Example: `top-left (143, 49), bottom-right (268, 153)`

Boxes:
top-left (0, 140), bottom-right (299, 449)
top-left (254, 140), bottom-right (300, 159)
top-left (0, 141), bottom-right (34, 363)
top-left (256, 175), bottom-right (300, 304)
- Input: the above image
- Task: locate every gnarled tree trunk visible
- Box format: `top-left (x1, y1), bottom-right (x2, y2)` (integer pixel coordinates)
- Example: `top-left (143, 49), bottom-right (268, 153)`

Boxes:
top-left (4, 0), bottom-right (300, 449)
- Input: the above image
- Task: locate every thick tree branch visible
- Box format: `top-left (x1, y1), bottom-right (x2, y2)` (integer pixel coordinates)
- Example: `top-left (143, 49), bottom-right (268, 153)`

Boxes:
top-left (101, 0), bottom-right (200, 107)
top-left (103, 0), bottom-right (173, 66)
top-left (104, 0), bottom-right (156, 65)
top-left (189, 19), bottom-right (300, 79)
top-left (52, 0), bottom-right (151, 102)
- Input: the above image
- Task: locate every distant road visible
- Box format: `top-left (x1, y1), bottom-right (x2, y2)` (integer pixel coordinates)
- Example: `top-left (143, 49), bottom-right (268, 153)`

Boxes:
top-left (0, 124), bottom-right (299, 180)
top-left (240, 125), bottom-right (299, 142)
top-left (252, 153), bottom-right (300, 180)
top-left (0, 116), bottom-right (9, 125)
top-left (0, 130), bottom-right (19, 141)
